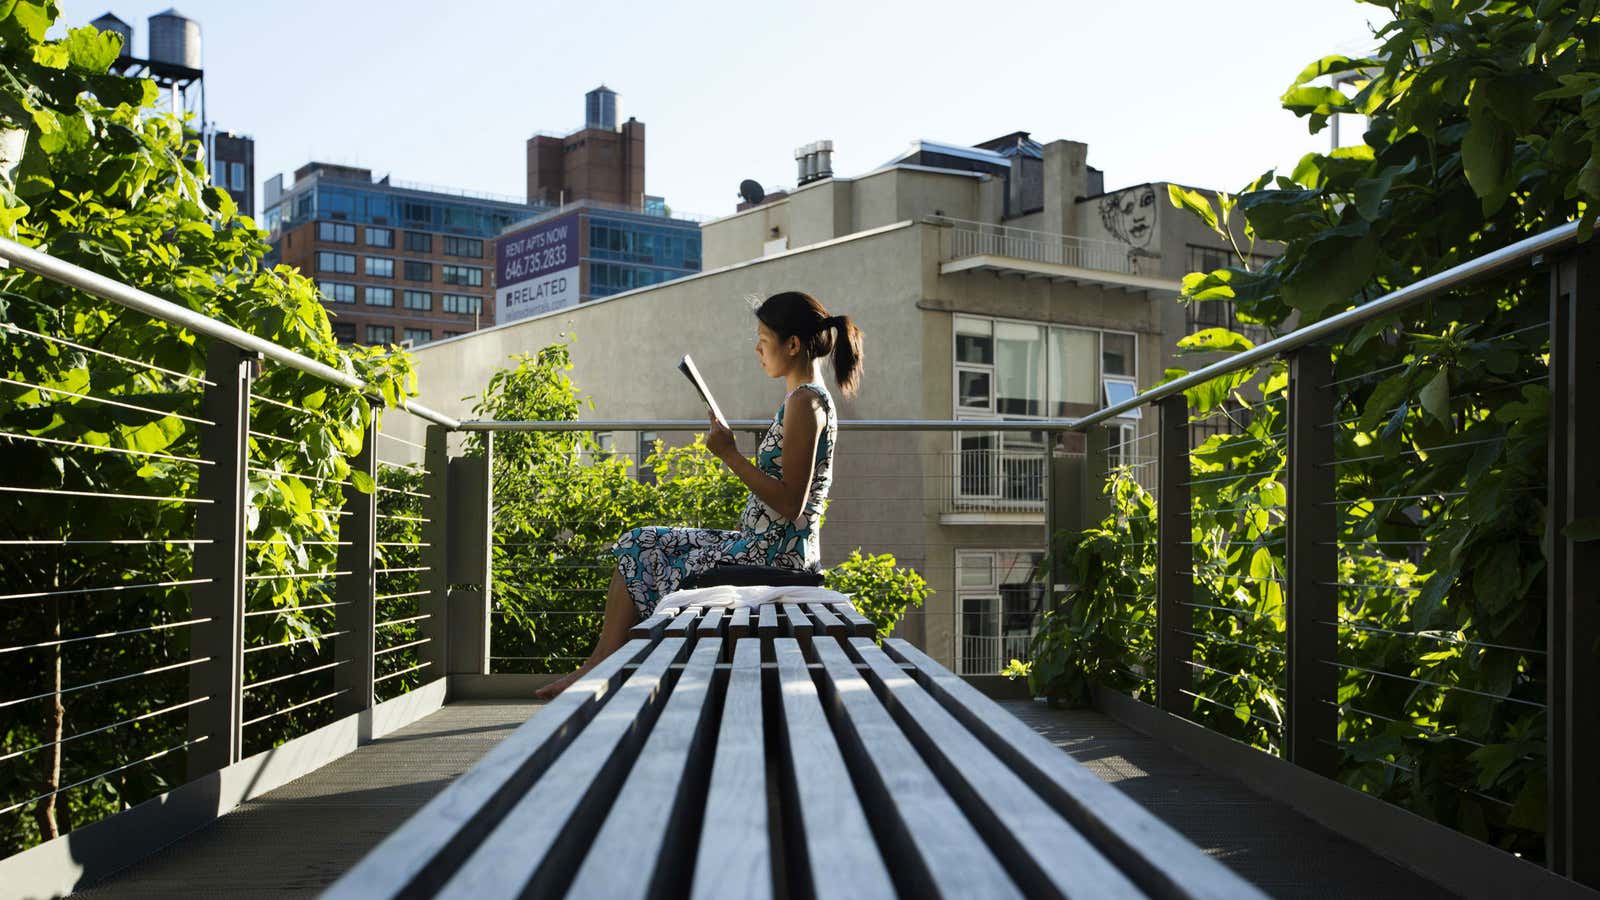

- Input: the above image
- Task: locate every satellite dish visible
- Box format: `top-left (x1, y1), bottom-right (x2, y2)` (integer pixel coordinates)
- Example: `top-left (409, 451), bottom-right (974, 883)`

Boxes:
top-left (738, 179), bottom-right (765, 205)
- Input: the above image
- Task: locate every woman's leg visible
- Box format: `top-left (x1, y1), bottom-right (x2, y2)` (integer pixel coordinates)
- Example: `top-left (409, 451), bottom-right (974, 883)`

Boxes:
top-left (535, 567), bottom-right (637, 700)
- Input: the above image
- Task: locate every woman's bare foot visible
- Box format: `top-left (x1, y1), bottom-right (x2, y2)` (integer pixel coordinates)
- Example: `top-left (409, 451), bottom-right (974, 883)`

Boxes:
top-left (534, 668), bottom-right (583, 701)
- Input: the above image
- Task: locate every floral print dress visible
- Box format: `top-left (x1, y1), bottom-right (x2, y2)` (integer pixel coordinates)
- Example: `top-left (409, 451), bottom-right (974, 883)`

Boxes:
top-left (610, 382), bottom-right (837, 618)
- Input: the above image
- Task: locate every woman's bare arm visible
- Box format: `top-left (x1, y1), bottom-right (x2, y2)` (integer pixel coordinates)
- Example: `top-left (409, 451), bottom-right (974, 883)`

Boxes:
top-left (706, 390), bottom-right (824, 521)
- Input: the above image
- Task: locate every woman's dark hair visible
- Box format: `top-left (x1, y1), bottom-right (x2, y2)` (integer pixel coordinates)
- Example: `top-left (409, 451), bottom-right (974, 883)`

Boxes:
top-left (755, 291), bottom-right (864, 398)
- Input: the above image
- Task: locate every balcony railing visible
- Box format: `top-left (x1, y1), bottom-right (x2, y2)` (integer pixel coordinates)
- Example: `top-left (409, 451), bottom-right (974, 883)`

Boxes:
top-left (1, 218), bottom-right (1596, 894)
top-left (934, 216), bottom-right (1138, 275)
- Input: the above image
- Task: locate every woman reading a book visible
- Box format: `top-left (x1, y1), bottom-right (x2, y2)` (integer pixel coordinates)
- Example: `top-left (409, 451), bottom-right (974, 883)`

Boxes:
top-left (536, 291), bottom-right (864, 699)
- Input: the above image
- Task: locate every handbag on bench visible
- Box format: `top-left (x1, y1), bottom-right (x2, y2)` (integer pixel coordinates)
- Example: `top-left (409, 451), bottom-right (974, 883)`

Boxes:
top-left (678, 564), bottom-right (826, 590)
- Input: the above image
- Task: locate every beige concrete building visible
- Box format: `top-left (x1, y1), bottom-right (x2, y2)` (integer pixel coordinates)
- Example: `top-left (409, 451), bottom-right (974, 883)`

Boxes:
top-left (393, 132), bottom-right (1248, 673)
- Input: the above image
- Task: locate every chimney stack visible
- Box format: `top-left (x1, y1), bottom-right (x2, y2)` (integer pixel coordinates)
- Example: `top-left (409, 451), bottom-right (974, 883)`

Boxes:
top-left (794, 140), bottom-right (835, 186)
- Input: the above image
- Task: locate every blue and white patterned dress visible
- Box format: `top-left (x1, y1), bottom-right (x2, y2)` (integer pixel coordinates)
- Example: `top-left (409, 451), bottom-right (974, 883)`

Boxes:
top-left (610, 382), bottom-right (837, 618)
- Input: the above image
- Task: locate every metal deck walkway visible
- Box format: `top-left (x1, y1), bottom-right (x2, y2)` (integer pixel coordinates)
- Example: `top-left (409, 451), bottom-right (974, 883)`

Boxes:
top-left (72, 698), bottom-right (1449, 899)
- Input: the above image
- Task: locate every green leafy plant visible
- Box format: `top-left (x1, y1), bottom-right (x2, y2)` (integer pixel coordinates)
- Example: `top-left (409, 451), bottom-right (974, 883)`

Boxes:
top-left (823, 549), bottom-right (930, 639)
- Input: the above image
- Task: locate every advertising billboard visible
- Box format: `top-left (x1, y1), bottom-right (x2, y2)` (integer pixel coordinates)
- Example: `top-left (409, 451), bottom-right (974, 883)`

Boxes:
top-left (495, 212), bottom-right (580, 324)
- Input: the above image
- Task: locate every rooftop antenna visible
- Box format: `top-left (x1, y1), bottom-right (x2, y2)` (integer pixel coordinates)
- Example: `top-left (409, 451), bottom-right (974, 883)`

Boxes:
top-left (738, 179), bottom-right (765, 206)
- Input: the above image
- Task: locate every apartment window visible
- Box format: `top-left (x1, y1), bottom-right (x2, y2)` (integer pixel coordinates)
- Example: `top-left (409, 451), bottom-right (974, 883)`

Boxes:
top-left (638, 431), bottom-right (659, 484)
top-left (317, 222), bottom-right (355, 244)
top-left (1102, 331), bottom-right (1136, 378)
top-left (331, 322), bottom-right (356, 343)
top-left (443, 330), bottom-right (465, 338)
top-left (366, 226), bottom-right (394, 248)
top-left (443, 236), bottom-right (483, 258)
top-left (442, 293), bottom-right (482, 315)
top-left (316, 251), bottom-right (355, 273)
top-left (404, 328), bottom-right (432, 345)
top-left (365, 324), bottom-right (396, 345)
top-left (365, 286), bottom-right (394, 307)
top-left (441, 264), bottom-right (484, 287)
top-left (365, 256), bottom-right (395, 279)
top-left (403, 290), bottom-right (432, 311)
top-left (957, 550), bottom-right (1046, 675)
top-left (318, 281), bottom-right (355, 304)
top-left (229, 162), bottom-right (245, 192)
top-left (404, 231), bottom-right (433, 253)
top-left (404, 260), bottom-right (432, 282)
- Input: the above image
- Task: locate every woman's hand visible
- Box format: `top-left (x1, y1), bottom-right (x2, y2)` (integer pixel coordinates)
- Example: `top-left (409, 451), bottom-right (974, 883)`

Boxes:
top-left (705, 411), bottom-right (737, 463)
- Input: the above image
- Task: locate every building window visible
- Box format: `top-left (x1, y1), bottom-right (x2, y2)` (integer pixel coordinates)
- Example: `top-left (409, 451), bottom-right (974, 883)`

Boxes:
top-left (316, 251), bottom-right (355, 273)
top-left (366, 226), bottom-right (394, 248)
top-left (442, 293), bottom-right (482, 315)
top-left (365, 256), bottom-right (395, 279)
top-left (1185, 245), bottom-right (1272, 344)
top-left (404, 231), bottom-right (433, 253)
top-left (317, 222), bottom-right (356, 244)
top-left (365, 324), bottom-right (396, 345)
top-left (443, 330), bottom-right (465, 338)
top-left (365, 286), bottom-right (394, 307)
top-left (956, 550), bottom-right (1046, 675)
top-left (318, 281), bottom-right (355, 304)
top-left (403, 290), bottom-right (432, 311)
top-left (404, 260), bottom-right (433, 282)
top-left (638, 431), bottom-right (659, 484)
top-left (443, 236), bottom-right (483, 258)
top-left (404, 328), bottom-right (432, 345)
top-left (441, 264), bottom-right (483, 287)
top-left (331, 322), bottom-right (356, 343)
top-left (229, 162), bottom-right (246, 192)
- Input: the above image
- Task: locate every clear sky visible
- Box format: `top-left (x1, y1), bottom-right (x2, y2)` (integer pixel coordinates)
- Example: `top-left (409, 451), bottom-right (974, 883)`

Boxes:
top-left (62, 0), bottom-right (1389, 220)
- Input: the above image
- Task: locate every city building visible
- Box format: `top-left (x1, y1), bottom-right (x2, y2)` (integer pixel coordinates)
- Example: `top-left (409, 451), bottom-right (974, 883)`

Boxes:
top-left (493, 199), bottom-right (703, 325)
top-left (207, 129), bottom-right (254, 217)
top-left (263, 162), bottom-right (540, 347)
top-left (386, 130), bottom-right (1262, 675)
top-left (525, 86), bottom-right (651, 210)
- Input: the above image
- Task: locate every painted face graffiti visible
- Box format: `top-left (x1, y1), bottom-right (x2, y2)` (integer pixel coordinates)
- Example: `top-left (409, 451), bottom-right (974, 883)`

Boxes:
top-left (1098, 186), bottom-right (1157, 249)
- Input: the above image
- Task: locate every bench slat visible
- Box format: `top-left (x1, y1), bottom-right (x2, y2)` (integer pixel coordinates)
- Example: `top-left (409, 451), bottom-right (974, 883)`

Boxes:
top-left (690, 639), bottom-right (771, 900)
top-left (850, 638), bottom-right (1143, 899)
top-left (696, 606), bottom-right (725, 637)
top-left (434, 638), bottom-right (689, 899)
top-left (665, 606), bottom-right (700, 639)
top-left (629, 611), bottom-right (673, 640)
top-left (322, 638), bottom-right (656, 899)
top-left (756, 603), bottom-right (779, 638)
top-left (565, 639), bottom-right (723, 899)
top-left (829, 602), bottom-right (876, 638)
top-left (728, 606), bottom-right (752, 640)
top-left (806, 602), bottom-right (847, 640)
top-left (782, 603), bottom-right (814, 643)
top-left (881, 639), bottom-right (1269, 900)
top-left (810, 638), bottom-right (1023, 898)
top-left (773, 639), bottom-right (896, 900)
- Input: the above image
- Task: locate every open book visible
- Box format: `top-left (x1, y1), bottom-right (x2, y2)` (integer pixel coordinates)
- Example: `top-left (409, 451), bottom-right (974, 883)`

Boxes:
top-left (678, 354), bottom-right (729, 430)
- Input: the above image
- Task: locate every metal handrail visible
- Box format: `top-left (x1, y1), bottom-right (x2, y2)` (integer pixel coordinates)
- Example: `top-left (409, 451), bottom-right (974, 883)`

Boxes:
top-left (0, 236), bottom-right (461, 429)
top-left (457, 418), bottom-right (1084, 432)
top-left (1074, 220), bottom-right (1581, 429)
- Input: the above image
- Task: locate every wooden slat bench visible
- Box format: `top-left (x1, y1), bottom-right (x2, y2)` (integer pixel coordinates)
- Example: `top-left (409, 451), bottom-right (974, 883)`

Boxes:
top-left (325, 604), bottom-right (1265, 899)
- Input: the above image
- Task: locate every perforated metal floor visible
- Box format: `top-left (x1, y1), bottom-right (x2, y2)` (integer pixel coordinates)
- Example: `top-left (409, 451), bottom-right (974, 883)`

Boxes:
top-left (77, 697), bottom-right (1451, 898)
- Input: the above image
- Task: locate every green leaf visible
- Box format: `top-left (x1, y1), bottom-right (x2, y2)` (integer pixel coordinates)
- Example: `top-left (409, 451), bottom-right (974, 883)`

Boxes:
top-left (63, 26), bottom-right (122, 73)
top-left (1280, 227), bottom-right (1378, 319)
top-left (32, 41), bottom-right (69, 69)
top-left (1359, 372), bottom-right (1410, 433)
top-left (350, 470), bottom-right (376, 494)
top-left (1352, 159), bottom-right (1417, 222)
top-left (1564, 517), bottom-right (1600, 542)
top-left (1419, 368), bottom-right (1451, 427)
top-left (1462, 101), bottom-right (1511, 214)
top-left (1167, 184), bottom-right (1218, 232)
top-left (1176, 327), bottom-right (1255, 354)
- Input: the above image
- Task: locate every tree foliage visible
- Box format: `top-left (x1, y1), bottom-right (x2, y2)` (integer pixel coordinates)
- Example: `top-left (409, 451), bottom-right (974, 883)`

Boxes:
top-left (0, 1), bottom-right (413, 855)
top-left (1030, 0), bottom-right (1595, 857)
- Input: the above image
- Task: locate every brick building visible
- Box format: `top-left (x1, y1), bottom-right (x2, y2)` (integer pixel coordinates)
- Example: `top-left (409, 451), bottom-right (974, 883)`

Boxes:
top-left (263, 162), bottom-right (541, 347)
top-left (525, 86), bottom-right (648, 209)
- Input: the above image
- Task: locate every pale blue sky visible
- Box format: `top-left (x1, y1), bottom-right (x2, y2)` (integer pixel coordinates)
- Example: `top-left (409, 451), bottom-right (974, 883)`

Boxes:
top-left (63, 0), bottom-right (1387, 220)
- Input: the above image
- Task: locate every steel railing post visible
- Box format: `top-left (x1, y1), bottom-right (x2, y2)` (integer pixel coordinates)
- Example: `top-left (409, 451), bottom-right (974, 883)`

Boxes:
top-left (1548, 245), bottom-right (1600, 886)
top-left (187, 341), bottom-right (254, 779)
top-left (419, 425), bottom-right (451, 678)
top-left (333, 410), bottom-right (378, 718)
top-left (444, 431), bottom-right (495, 676)
top-left (1155, 396), bottom-right (1193, 714)
top-left (1285, 347), bottom-right (1339, 777)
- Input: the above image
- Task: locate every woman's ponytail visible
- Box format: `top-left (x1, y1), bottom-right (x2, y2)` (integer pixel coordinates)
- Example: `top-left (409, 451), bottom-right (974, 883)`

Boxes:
top-left (755, 291), bottom-right (866, 398)
top-left (830, 315), bottom-right (863, 398)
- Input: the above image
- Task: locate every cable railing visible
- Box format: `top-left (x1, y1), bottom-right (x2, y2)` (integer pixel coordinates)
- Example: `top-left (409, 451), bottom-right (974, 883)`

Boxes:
top-left (932, 216), bottom-right (1138, 275)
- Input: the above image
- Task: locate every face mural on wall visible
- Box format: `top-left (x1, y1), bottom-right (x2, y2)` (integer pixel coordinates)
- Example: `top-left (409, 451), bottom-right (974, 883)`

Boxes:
top-left (1098, 186), bottom-right (1157, 249)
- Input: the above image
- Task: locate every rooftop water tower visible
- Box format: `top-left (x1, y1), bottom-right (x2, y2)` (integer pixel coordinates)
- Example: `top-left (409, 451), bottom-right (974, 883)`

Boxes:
top-left (147, 8), bottom-right (202, 70)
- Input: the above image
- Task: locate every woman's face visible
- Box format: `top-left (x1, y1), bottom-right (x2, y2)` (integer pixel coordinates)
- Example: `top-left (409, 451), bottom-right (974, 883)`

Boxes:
top-left (754, 322), bottom-right (789, 379)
